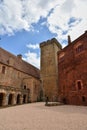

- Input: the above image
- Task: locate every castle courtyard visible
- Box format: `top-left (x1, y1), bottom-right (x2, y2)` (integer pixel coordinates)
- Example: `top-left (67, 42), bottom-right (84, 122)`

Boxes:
top-left (0, 103), bottom-right (87, 130)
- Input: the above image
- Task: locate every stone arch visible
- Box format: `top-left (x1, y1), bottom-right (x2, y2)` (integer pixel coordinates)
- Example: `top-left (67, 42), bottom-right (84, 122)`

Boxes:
top-left (23, 95), bottom-right (27, 103)
top-left (16, 94), bottom-right (21, 104)
top-left (8, 93), bottom-right (14, 105)
top-left (0, 93), bottom-right (5, 106)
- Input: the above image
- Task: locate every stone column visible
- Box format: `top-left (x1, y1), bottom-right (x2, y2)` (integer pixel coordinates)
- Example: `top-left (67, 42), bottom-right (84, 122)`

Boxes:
top-left (2, 94), bottom-right (7, 106)
top-left (20, 95), bottom-right (23, 104)
top-left (13, 94), bottom-right (17, 105)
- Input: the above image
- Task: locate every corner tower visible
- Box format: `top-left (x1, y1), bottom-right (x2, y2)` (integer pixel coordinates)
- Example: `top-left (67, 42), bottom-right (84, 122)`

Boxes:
top-left (40, 38), bottom-right (62, 101)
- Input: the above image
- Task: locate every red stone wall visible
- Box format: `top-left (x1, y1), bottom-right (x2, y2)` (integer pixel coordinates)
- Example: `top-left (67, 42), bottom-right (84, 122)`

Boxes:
top-left (58, 32), bottom-right (87, 105)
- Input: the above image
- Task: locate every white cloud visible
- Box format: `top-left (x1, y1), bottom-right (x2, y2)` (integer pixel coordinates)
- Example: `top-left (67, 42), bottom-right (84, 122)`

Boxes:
top-left (47, 0), bottom-right (87, 43)
top-left (0, 0), bottom-right (86, 45)
top-left (23, 43), bottom-right (40, 68)
top-left (23, 51), bottom-right (40, 69)
top-left (0, 0), bottom-right (60, 35)
top-left (0, 0), bottom-right (86, 68)
top-left (26, 43), bottom-right (39, 49)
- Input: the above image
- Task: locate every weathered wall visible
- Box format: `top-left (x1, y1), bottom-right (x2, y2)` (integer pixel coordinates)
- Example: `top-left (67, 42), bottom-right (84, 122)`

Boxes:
top-left (40, 38), bottom-right (62, 101)
top-left (0, 48), bottom-right (41, 106)
top-left (58, 32), bottom-right (87, 105)
top-left (23, 77), bottom-right (41, 102)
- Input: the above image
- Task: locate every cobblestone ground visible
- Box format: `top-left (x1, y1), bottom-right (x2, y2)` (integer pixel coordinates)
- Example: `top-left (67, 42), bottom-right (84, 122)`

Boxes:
top-left (0, 103), bottom-right (87, 130)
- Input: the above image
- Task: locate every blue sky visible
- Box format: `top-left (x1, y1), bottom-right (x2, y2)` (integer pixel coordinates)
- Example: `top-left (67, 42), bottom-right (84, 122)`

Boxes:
top-left (0, 0), bottom-right (87, 68)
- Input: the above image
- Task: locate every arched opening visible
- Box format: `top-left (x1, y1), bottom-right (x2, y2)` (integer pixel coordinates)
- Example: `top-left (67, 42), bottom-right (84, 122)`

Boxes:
top-left (23, 95), bottom-right (27, 103)
top-left (8, 94), bottom-right (14, 105)
top-left (16, 94), bottom-right (21, 104)
top-left (0, 93), bottom-right (4, 106)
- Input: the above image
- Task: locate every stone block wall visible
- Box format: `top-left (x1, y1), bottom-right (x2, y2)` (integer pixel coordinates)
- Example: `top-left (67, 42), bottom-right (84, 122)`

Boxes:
top-left (40, 38), bottom-right (62, 101)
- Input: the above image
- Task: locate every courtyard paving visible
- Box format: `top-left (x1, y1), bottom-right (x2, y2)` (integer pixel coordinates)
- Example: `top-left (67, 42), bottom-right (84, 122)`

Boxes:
top-left (0, 102), bottom-right (87, 130)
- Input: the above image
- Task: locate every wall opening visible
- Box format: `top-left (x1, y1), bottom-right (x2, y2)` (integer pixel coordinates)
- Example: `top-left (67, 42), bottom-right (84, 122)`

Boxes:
top-left (77, 81), bottom-right (81, 90)
top-left (0, 93), bottom-right (4, 106)
top-left (8, 94), bottom-right (14, 105)
top-left (62, 97), bottom-right (67, 104)
top-left (24, 85), bottom-right (26, 89)
top-left (2, 66), bottom-right (6, 74)
top-left (16, 94), bottom-right (21, 104)
top-left (23, 95), bottom-right (27, 103)
top-left (82, 96), bottom-right (86, 102)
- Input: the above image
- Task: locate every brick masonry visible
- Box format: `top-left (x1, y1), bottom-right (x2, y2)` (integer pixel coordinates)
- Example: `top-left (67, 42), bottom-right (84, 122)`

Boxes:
top-left (40, 31), bottom-right (87, 105)
top-left (58, 31), bottom-right (87, 105)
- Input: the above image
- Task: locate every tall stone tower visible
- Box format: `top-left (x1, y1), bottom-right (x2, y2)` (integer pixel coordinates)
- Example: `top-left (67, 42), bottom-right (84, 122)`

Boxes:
top-left (40, 38), bottom-right (62, 101)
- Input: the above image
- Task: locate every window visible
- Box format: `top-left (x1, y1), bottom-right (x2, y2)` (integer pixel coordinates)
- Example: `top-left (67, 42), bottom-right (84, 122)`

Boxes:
top-left (82, 96), bottom-right (86, 102)
top-left (77, 81), bottom-right (81, 90)
top-left (24, 85), bottom-right (26, 89)
top-left (2, 66), bottom-right (6, 74)
top-left (76, 45), bottom-right (83, 53)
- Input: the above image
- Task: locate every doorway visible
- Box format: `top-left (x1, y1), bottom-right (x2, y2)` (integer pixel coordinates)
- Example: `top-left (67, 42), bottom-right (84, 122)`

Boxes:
top-left (16, 94), bottom-right (21, 104)
top-left (8, 94), bottom-right (14, 105)
top-left (0, 93), bottom-right (4, 106)
top-left (23, 95), bottom-right (27, 103)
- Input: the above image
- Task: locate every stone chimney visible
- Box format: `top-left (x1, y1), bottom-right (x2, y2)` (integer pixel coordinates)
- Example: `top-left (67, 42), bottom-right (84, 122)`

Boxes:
top-left (17, 54), bottom-right (22, 59)
top-left (68, 35), bottom-right (71, 45)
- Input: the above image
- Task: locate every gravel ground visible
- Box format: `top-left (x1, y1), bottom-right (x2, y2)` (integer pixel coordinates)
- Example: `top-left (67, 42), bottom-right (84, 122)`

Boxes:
top-left (0, 103), bottom-right (87, 130)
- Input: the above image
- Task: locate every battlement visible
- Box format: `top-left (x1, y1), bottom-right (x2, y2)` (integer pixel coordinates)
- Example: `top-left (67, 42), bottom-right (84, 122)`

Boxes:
top-left (40, 38), bottom-right (62, 49)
